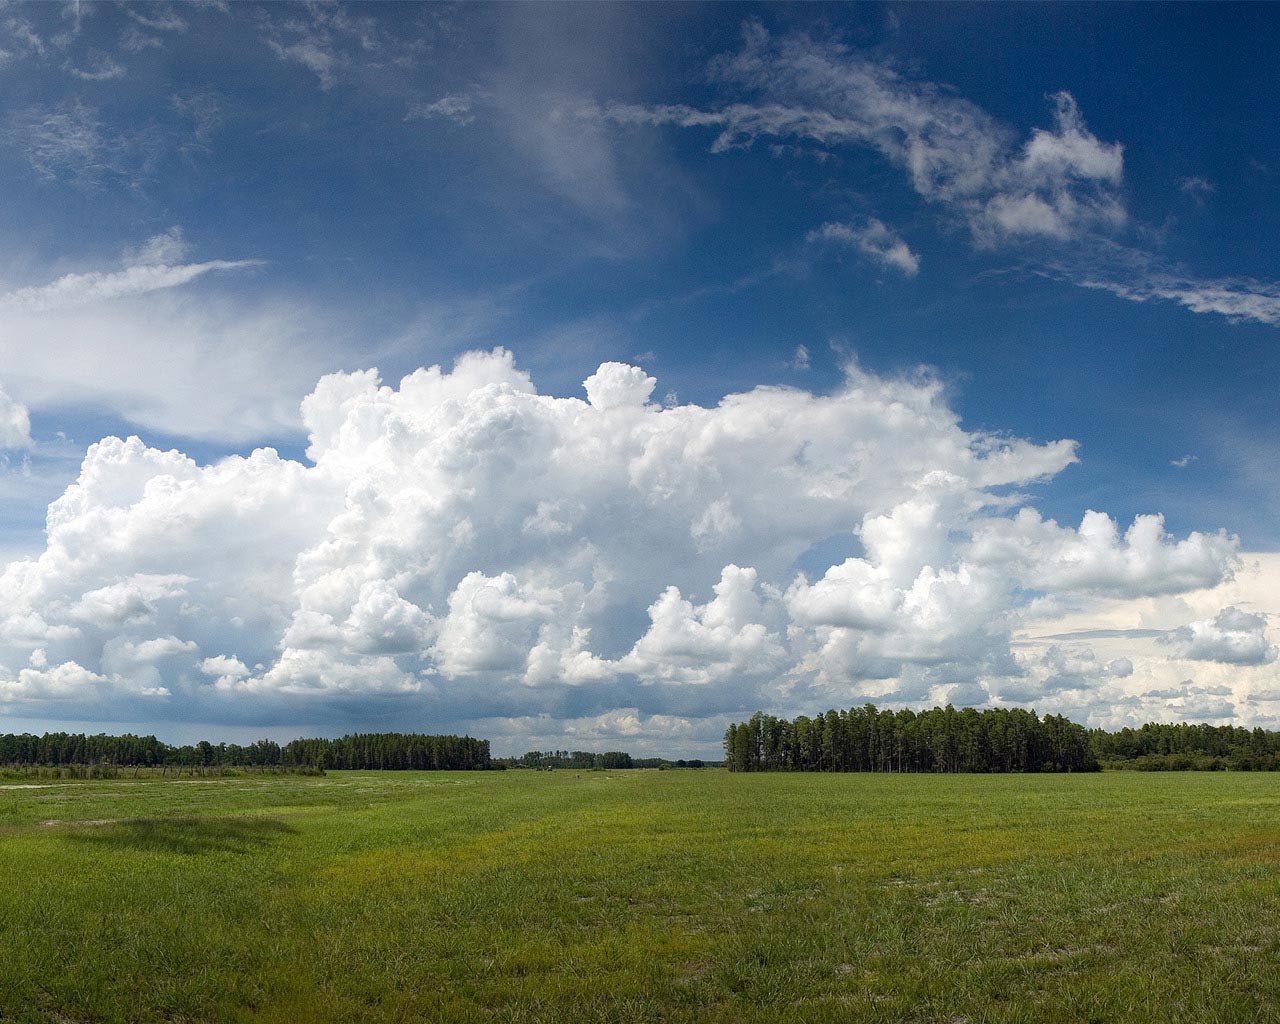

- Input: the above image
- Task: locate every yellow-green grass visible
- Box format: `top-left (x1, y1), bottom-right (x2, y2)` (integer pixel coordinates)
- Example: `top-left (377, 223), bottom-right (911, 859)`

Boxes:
top-left (1, 770), bottom-right (1278, 1023)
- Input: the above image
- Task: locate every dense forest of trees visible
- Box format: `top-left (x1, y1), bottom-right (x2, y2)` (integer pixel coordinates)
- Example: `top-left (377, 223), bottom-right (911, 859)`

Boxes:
top-left (1089, 721), bottom-right (1280, 771)
top-left (281, 733), bottom-right (490, 770)
top-left (0, 731), bottom-right (490, 771)
top-left (726, 705), bottom-right (1280, 773)
top-left (0, 732), bottom-right (170, 768)
top-left (726, 706), bottom-right (1098, 773)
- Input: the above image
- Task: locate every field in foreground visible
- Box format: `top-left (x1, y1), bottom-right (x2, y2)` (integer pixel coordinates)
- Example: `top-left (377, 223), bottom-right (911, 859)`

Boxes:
top-left (1, 771), bottom-right (1277, 1024)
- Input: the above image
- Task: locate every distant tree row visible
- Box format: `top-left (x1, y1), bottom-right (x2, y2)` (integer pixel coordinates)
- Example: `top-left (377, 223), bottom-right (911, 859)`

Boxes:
top-left (1089, 722), bottom-right (1280, 771)
top-left (635, 758), bottom-right (713, 769)
top-left (0, 732), bottom-right (722, 773)
top-left (494, 752), bottom-right (715, 769)
top-left (0, 732), bottom-right (284, 769)
top-left (282, 733), bottom-right (490, 770)
top-left (0, 731), bottom-right (489, 771)
top-left (497, 749), bottom-right (636, 770)
top-left (725, 706), bottom-right (1097, 773)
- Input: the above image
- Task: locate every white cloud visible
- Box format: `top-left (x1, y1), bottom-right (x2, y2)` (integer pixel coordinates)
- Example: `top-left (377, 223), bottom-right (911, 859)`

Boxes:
top-left (593, 25), bottom-right (1124, 245)
top-left (170, 90), bottom-right (223, 154)
top-left (2, 17), bottom-right (46, 59)
top-left (620, 565), bottom-right (785, 685)
top-left (1007, 552), bottom-right (1280, 731)
top-left (123, 227), bottom-right (192, 267)
top-left (432, 571), bottom-right (565, 679)
top-left (592, 22), bottom-right (1280, 329)
top-left (101, 637), bottom-right (198, 688)
top-left (265, 38), bottom-right (340, 89)
top-left (407, 94), bottom-right (475, 125)
top-left (116, 7), bottom-right (185, 52)
top-left (808, 219), bottom-right (920, 276)
top-left (995, 644), bottom-right (1132, 704)
top-left (0, 650), bottom-right (174, 706)
top-left (126, 6), bottom-right (188, 34)
top-left (582, 361), bottom-right (656, 410)
top-left (4, 99), bottom-right (159, 188)
top-left (0, 297), bottom-right (338, 443)
top-left (0, 233), bottom-right (335, 443)
top-left (1107, 657), bottom-right (1134, 678)
top-left (64, 53), bottom-right (126, 81)
top-left (1162, 606), bottom-right (1277, 666)
top-left (0, 661), bottom-right (106, 705)
top-left (7, 98), bottom-right (107, 180)
top-left (259, 2), bottom-right (386, 90)
top-left (0, 259), bottom-right (258, 314)
top-left (200, 654), bottom-right (249, 679)
top-left (1179, 176), bottom-right (1214, 198)
top-left (70, 575), bottom-right (192, 627)
top-left (120, 26), bottom-right (164, 53)
top-left (0, 350), bottom-right (1241, 746)
top-left (1073, 269), bottom-right (1280, 328)
top-left (969, 509), bottom-right (1236, 599)
top-left (0, 381), bottom-right (33, 449)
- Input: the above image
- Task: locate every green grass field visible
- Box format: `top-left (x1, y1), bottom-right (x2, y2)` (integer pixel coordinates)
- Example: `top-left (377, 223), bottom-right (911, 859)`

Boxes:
top-left (1, 770), bottom-right (1277, 1023)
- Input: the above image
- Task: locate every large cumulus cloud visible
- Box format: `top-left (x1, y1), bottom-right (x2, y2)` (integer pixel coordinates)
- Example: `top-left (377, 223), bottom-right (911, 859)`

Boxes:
top-left (0, 349), bottom-right (1243, 750)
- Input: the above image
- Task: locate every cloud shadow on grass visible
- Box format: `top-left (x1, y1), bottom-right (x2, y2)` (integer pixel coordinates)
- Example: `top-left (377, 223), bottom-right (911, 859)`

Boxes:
top-left (62, 816), bottom-right (297, 856)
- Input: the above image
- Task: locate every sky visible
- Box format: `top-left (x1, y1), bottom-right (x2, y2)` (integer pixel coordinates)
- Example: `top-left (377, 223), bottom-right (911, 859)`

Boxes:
top-left (1, 2), bottom-right (1278, 757)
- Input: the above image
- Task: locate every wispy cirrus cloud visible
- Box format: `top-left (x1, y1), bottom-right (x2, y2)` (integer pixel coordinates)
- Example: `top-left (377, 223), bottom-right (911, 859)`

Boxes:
top-left (0, 228), bottom-right (260, 314)
top-left (1, 16), bottom-right (47, 59)
top-left (807, 219), bottom-right (920, 277)
top-left (124, 5), bottom-right (189, 35)
top-left (587, 21), bottom-right (1280, 329)
top-left (1074, 268), bottom-right (1280, 327)
top-left (406, 94), bottom-right (476, 126)
top-left (1036, 238), bottom-right (1280, 327)
top-left (0, 259), bottom-right (259, 314)
top-left (589, 23), bottom-right (1125, 246)
top-left (120, 25), bottom-right (164, 53)
top-left (258, 1), bottom-right (394, 90)
top-left (63, 52), bottom-right (126, 81)
top-left (0, 230), bottom-right (339, 444)
top-left (4, 99), bottom-right (162, 189)
top-left (170, 88), bottom-right (224, 156)
top-left (1179, 175), bottom-right (1215, 199)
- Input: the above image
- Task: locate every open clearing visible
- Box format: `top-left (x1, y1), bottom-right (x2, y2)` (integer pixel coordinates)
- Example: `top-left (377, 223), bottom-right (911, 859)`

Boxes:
top-left (1, 770), bottom-right (1278, 1023)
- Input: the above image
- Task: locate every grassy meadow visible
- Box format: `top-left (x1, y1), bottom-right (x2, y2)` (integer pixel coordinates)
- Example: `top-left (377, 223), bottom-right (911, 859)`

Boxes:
top-left (1, 769), bottom-right (1278, 1023)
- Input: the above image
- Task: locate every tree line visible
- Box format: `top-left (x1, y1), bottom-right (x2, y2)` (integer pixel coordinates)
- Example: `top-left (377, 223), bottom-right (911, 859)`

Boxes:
top-left (725, 706), bottom-right (1098, 773)
top-left (0, 731), bottom-right (490, 771)
top-left (726, 705), bottom-right (1280, 773)
top-left (497, 749), bottom-right (636, 770)
top-left (282, 733), bottom-right (490, 770)
top-left (1089, 721), bottom-right (1280, 771)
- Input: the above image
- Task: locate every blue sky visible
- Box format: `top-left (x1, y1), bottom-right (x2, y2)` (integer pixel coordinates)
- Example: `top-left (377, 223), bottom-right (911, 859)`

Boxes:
top-left (0, 3), bottom-right (1278, 754)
